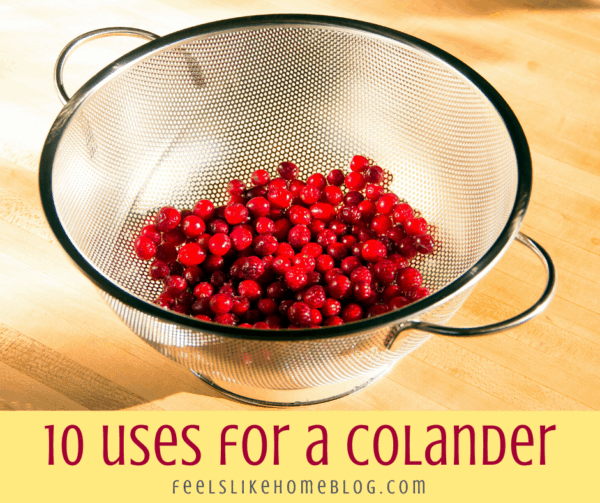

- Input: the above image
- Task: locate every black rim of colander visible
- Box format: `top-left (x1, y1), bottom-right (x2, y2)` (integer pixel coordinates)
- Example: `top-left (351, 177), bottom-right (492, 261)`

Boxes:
top-left (39, 14), bottom-right (532, 341)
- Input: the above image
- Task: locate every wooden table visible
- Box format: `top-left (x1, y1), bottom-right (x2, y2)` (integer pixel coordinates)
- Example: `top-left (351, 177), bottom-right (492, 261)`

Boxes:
top-left (1, 0), bottom-right (599, 411)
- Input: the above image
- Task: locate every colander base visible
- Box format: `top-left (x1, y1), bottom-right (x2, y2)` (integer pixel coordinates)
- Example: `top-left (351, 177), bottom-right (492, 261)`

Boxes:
top-left (191, 365), bottom-right (393, 407)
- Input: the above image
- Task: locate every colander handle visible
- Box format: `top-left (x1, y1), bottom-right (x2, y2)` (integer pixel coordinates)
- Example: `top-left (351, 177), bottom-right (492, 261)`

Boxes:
top-left (387, 232), bottom-right (556, 348)
top-left (54, 27), bottom-right (160, 105)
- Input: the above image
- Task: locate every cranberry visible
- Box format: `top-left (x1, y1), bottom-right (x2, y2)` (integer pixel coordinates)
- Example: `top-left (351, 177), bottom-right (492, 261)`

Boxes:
top-left (272, 256), bottom-right (292, 275)
top-left (390, 295), bottom-right (410, 310)
top-left (328, 220), bottom-right (348, 236)
top-left (252, 321), bottom-right (269, 329)
top-left (414, 234), bottom-right (434, 254)
top-left (265, 315), bottom-right (282, 328)
top-left (321, 298), bottom-right (341, 318)
top-left (207, 218), bottom-right (229, 235)
top-left (351, 242), bottom-right (364, 259)
top-left (231, 296), bottom-right (251, 316)
top-left (376, 193), bottom-right (399, 215)
top-left (327, 169), bottom-right (345, 186)
top-left (267, 281), bottom-right (287, 301)
top-left (350, 266), bottom-right (372, 284)
top-left (327, 242), bottom-right (349, 261)
top-left (289, 302), bottom-right (312, 327)
top-left (387, 253), bottom-right (409, 270)
top-left (268, 186), bottom-right (293, 209)
top-left (239, 256), bottom-right (264, 280)
top-left (307, 173), bottom-right (327, 191)
top-left (224, 203), bottom-right (248, 225)
top-left (178, 243), bottom-right (207, 266)
top-left (289, 179), bottom-right (305, 196)
top-left (362, 239), bottom-right (387, 262)
top-left (300, 184), bottom-right (321, 205)
top-left (397, 237), bottom-right (418, 260)
top-left (155, 206), bottom-right (181, 232)
top-left (310, 203), bottom-right (336, 223)
top-left (386, 225), bottom-right (406, 245)
top-left (149, 260), bottom-right (169, 280)
top-left (155, 243), bottom-right (177, 263)
top-left (341, 235), bottom-right (357, 247)
top-left (135, 236), bottom-right (156, 260)
top-left (253, 235), bottom-right (278, 256)
top-left (341, 303), bottom-right (364, 322)
top-left (251, 169), bottom-right (270, 186)
top-left (408, 286), bottom-right (430, 302)
top-left (302, 285), bottom-right (326, 309)
top-left (181, 215), bottom-right (205, 238)
top-left (140, 224), bottom-right (161, 245)
top-left (288, 205), bottom-right (312, 225)
top-left (392, 203), bottom-right (414, 224)
top-left (155, 292), bottom-right (175, 308)
top-left (273, 218), bottom-right (293, 241)
top-left (340, 256), bottom-right (360, 274)
top-left (365, 184), bottom-right (383, 201)
top-left (358, 200), bottom-right (377, 221)
top-left (404, 217), bottom-right (428, 236)
top-left (293, 254), bottom-right (316, 272)
top-left (372, 259), bottom-right (395, 284)
top-left (350, 155), bottom-right (369, 172)
top-left (191, 297), bottom-right (212, 316)
top-left (203, 254), bottom-right (225, 273)
top-left (229, 226), bottom-right (253, 251)
top-left (254, 217), bottom-right (275, 235)
top-left (353, 280), bottom-right (373, 302)
top-left (195, 315), bottom-right (212, 322)
top-left (256, 298), bottom-right (277, 316)
top-left (328, 274), bottom-right (352, 300)
top-left (193, 200), bottom-right (215, 221)
top-left (164, 275), bottom-right (187, 295)
top-left (284, 266), bottom-right (308, 291)
top-left (269, 178), bottom-right (288, 191)
top-left (315, 254), bottom-right (334, 274)
top-left (246, 196), bottom-right (270, 218)
top-left (276, 242), bottom-right (295, 258)
top-left (214, 313), bottom-right (238, 325)
top-left (323, 316), bottom-right (344, 326)
top-left (208, 233), bottom-right (232, 256)
top-left (367, 304), bottom-right (390, 318)
top-left (288, 225), bottom-right (311, 249)
top-left (238, 280), bottom-right (263, 303)
top-left (210, 270), bottom-right (227, 287)
top-left (321, 186), bottom-right (343, 207)
top-left (196, 233), bottom-right (211, 249)
top-left (316, 229), bottom-right (337, 247)
top-left (301, 242), bottom-right (323, 257)
top-left (345, 172), bottom-right (366, 191)
top-left (227, 179), bottom-right (246, 196)
top-left (339, 205), bottom-right (361, 225)
top-left (397, 267), bottom-right (422, 292)
top-left (364, 165), bottom-right (383, 184)
top-left (242, 309), bottom-right (261, 324)
top-left (324, 267), bottom-right (343, 283)
top-left (370, 214), bottom-right (393, 236)
top-left (278, 161), bottom-right (298, 180)
top-left (193, 282), bottom-right (214, 298)
top-left (168, 260), bottom-right (184, 276)
top-left (344, 191), bottom-right (364, 206)
top-left (162, 227), bottom-right (185, 247)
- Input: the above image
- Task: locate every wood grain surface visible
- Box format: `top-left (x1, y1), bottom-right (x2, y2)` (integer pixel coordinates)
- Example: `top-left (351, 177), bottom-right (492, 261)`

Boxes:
top-left (1, 0), bottom-right (599, 411)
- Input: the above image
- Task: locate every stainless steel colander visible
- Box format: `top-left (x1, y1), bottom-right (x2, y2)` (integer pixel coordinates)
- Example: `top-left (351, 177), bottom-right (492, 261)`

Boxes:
top-left (40, 15), bottom-right (556, 406)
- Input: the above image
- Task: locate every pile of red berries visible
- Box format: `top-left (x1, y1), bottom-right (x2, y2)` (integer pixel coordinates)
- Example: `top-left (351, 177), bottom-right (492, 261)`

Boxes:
top-left (134, 156), bottom-right (435, 329)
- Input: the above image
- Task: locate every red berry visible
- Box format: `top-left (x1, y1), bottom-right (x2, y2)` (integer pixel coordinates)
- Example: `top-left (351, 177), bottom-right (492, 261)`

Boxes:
top-left (273, 218), bottom-right (293, 241)
top-left (327, 242), bottom-right (349, 261)
top-left (275, 242), bottom-right (295, 258)
top-left (168, 260), bottom-right (184, 276)
top-left (149, 260), bottom-right (169, 280)
top-left (288, 225), bottom-right (311, 249)
top-left (327, 169), bottom-right (345, 186)
top-left (321, 298), bottom-right (341, 317)
top-left (310, 203), bottom-right (336, 223)
top-left (324, 267), bottom-right (343, 283)
top-left (178, 243), bottom-right (207, 266)
top-left (229, 226), bottom-right (253, 251)
top-left (254, 217), bottom-right (275, 235)
top-left (404, 217), bottom-right (428, 236)
top-left (345, 172), bottom-right (366, 191)
top-left (413, 234), bottom-right (435, 254)
top-left (353, 280), bottom-right (373, 302)
top-left (267, 281), bottom-right (287, 301)
top-left (258, 298), bottom-right (278, 316)
top-left (367, 304), bottom-right (391, 318)
top-left (210, 270), bottom-right (227, 287)
top-left (300, 184), bottom-right (321, 205)
top-left (350, 266), bottom-right (372, 284)
top-left (224, 203), bottom-right (249, 225)
top-left (289, 302), bottom-right (312, 327)
top-left (289, 179), bottom-right (305, 196)
top-left (246, 197), bottom-right (270, 217)
top-left (208, 233), bottom-right (232, 256)
top-left (240, 256), bottom-right (265, 280)
top-left (193, 200), bottom-right (215, 221)
top-left (285, 266), bottom-right (308, 291)
top-left (195, 315), bottom-right (212, 322)
top-left (303, 285), bottom-right (326, 309)
top-left (365, 184), bottom-right (384, 201)
top-left (339, 205), bottom-right (361, 224)
top-left (392, 203), bottom-right (413, 224)
top-left (361, 240), bottom-right (387, 262)
top-left (203, 254), bottom-right (225, 273)
top-left (292, 254), bottom-right (316, 272)
top-left (181, 215), bottom-right (206, 238)
top-left (315, 254), bottom-right (335, 274)
top-left (269, 178), bottom-right (288, 191)
top-left (288, 205), bottom-right (312, 225)
top-left (207, 218), bottom-right (229, 235)
top-left (377, 193), bottom-right (399, 215)
top-left (328, 274), bottom-right (352, 300)
top-left (268, 187), bottom-right (293, 209)
top-left (321, 186), bottom-right (343, 206)
top-left (272, 256), bottom-right (292, 276)
top-left (164, 275), bottom-right (187, 295)
top-left (155, 293), bottom-right (175, 309)
top-left (358, 200), bottom-right (377, 221)
top-left (341, 303), bottom-right (364, 322)
top-left (227, 179), bottom-right (246, 196)
top-left (301, 242), bottom-right (323, 257)
top-left (341, 234), bottom-right (357, 247)
top-left (316, 229), bottom-right (337, 247)
top-left (163, 227), bottom-right (186, 247)
top-left (344, 191), bottom-right (364, 206)
top-left (364, 165), bottom-right (383, 184)
top-left (350, 155), bottom-right (369, 172)
top-left (397, 237), bottom-right (418, 260)
top-left (370, 215), bottom-right (393, 236)
top-left (155, 206), bottom-right (181, 232)
top-left (253, 235), bottom-right (278, 256)
top-left (323, 316), bottom-right (344, 326)
top-left (278, 162), bottom-right (298, 180)
top-left (193, 282), bottom-right (214, 298)
top-left (155, 243), bottom-right (177, 263)
top-left (214, 313), bottom-right (238, 325)
top-left (328, 220), bottom-right (348, 236)
top-left (397, 267), bottom-right (422, 292)
top-left (340, 256), bottom-right (361, 274)
top-left (390, 295), bottom-right (410, 310)
top-left (238, 280), bottom-right (263, 303)
top-left (251, 169), bottom-right (270, 186)
top-left (373, 259), bottom-right (397, 284)
top-left (140, 224), bottom-right (161, 244)
top-left (408, 286), bottom-right (430, 302)
top-left (231, 296), bottom-right (251, 316)
top-left (307, 173), bottom-right (327, 191)
top-left (191, 297), bottom-right (212, 316)
top-left (135, 236), bottom-right (156, 260)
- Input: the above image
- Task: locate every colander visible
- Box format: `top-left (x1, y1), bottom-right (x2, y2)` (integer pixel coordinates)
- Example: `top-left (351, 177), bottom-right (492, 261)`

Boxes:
top-left (40, 15), bottom-right (556, 407)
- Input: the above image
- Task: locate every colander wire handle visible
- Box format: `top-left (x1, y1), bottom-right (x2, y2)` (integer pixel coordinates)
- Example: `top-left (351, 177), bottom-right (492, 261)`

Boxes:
top-left (54, 27), bottom-right (160, 105)
top-left (387, 232), bottom-right (556, 348)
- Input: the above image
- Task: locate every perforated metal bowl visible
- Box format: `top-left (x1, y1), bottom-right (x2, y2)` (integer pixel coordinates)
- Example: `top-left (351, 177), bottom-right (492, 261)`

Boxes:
top-left (40, 15), bottom-right (555, 406)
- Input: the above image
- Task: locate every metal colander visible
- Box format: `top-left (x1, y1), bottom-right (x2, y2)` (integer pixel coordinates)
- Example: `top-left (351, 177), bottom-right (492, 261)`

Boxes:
top-left (40, 15), bottom-right (555, 406)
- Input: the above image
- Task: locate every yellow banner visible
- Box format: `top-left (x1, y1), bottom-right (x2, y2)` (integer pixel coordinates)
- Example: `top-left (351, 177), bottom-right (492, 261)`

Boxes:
top-left (0, 412), bottom-right (597, 501)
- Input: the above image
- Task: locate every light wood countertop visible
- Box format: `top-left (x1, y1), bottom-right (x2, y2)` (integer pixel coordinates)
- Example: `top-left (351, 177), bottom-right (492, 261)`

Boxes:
top-left (1, 0), bottom-right (599, 411)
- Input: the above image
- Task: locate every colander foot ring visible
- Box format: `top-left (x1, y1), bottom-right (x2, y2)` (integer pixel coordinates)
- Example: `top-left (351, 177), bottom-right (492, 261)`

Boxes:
top-left (190, 366), bottom-right (394, 408)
